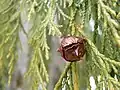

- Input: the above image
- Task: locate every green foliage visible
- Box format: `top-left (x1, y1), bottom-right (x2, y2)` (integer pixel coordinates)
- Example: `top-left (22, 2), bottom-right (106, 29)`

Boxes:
top-left (0, 0), bottom-right (120, 90)
top-left (0, 0), bottom-right (20, 89)
top-left (54, 0), bottom-right (120, 90)
top-left (54, 63), bottom-right (73, 90)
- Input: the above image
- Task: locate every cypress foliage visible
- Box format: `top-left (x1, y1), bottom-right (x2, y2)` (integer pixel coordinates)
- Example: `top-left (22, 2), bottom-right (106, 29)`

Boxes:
top-left (0, 0), bottom-right (120, 90)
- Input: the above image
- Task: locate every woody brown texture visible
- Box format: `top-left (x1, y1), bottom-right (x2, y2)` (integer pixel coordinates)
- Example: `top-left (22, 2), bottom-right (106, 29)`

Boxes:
top-left (57, 36), bottom-right (86, 62)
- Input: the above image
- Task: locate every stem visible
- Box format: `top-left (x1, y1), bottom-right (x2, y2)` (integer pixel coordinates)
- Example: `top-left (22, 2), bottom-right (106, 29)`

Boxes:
top-left (54, 62), bottom-right (72, 90)
top-left (72, 62), bottom-right (79, 90)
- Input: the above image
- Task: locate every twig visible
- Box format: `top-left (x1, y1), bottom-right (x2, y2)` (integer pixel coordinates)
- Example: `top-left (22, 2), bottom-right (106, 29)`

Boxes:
top-left (54, 62), bottom-right (72, 90)
top-left (72, 62), bottom-right (79, 90)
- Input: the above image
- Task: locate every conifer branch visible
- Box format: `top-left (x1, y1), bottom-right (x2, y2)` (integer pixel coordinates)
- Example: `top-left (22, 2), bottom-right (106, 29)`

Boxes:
top-left (54, 62), bottom-right (72, 90)
top-left (0, 0), bottom-right (120, 89)
top-left (77, 25), bottom-right (120, 88)
top-left (98, 0), bottom-right (120, 47)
